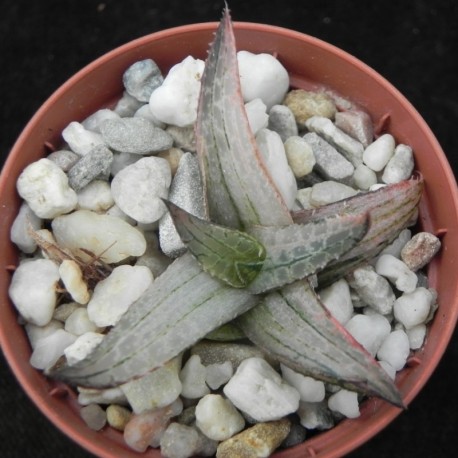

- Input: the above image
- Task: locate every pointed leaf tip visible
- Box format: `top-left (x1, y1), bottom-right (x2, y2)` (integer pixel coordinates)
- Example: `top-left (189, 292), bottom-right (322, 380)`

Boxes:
top-left (165, 200), bottom-right (266, 288)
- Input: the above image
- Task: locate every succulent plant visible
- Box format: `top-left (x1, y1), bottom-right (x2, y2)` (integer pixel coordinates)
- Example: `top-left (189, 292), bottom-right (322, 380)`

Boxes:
top-left (50, 7), bottom-right (424, 408)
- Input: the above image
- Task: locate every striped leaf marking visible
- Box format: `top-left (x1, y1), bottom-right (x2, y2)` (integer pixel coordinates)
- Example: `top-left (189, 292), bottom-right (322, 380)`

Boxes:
top-left (195, 7), bottom-right (292, 230)
top-left (238, 279), bottom-right (403, 407)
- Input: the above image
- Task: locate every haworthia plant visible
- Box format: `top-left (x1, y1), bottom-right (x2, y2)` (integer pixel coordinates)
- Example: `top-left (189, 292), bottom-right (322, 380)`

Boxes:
top-left (166, 198), bottom-right (370, 293)
top-left (50, 7), bottom-right (424, 407)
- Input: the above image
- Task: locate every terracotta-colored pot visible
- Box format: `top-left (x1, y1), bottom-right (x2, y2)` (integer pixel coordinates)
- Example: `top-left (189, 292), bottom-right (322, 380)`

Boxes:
top-left (1, 21), bottom-right (457, 458)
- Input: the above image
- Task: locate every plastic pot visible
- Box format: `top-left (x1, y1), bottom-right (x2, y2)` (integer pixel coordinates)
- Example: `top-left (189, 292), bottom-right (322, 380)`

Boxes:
top-left (1, 21), bottom-right (457, 458)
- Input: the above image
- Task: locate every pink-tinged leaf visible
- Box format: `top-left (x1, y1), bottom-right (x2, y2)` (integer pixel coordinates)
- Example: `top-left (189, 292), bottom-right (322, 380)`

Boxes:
top-left (293, 175), bottom-right (423, 286)
top-left (195, 7), bottom-right (292, 230)
top-left (238, 279), bottom-right (404, 407)
top-left (246, 212), bottom-right (369, 294)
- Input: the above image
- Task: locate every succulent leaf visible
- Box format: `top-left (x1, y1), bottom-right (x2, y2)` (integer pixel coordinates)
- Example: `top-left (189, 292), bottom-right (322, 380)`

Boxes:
top-left (49, 253), bottom-right (257, 387)
top-left (164, 199), bottom-right (266, 288)
top-left (247, 212), bottom-right (369, 293)
top-left (238, 279), bottom-right (404, 407)
top-left (196, 6), bottom-right (292, 229)
top-left (292, 175), bottom-right (424, 286)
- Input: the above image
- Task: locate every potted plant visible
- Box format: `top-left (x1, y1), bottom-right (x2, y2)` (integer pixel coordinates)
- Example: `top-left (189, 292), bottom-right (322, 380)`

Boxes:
top-left (1, 8), bottom-right (457, 458)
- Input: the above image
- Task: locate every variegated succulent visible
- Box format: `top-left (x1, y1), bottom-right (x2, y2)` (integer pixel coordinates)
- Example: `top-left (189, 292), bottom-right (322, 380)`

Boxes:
top-left (50, 8), bottom-right (424, 408)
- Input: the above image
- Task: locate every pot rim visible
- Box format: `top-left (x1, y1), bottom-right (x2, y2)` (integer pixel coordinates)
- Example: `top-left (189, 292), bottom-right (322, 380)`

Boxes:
top-left (1, 20), bottom-right (458, 458)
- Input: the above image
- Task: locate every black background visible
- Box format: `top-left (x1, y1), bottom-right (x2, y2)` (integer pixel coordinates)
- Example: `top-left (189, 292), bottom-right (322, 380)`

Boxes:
top-left (1, 0), bottom-right (457, 457)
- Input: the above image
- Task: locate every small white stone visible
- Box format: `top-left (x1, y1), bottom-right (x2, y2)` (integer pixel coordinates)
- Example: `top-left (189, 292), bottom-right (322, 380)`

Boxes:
top-left (121, 356), bottom-right (182, 414)
top-left (245, 98), bottom-right (268, 135)
top-left (362, 133), bottom-right (395, 172)
top-left (64, 307), bottom-right (99, 335)
top-left (111, 156), bottom-right (171, 224)
top-left (114, 91), bottom-right (144, 117)
top-left (195, 394), bottom-right (245, 441)
top-left (180, 354), bottom-right (210, 399)
top-left (223, 357), bottom-right (300, 422)
top-left (64, 331), bottom-right (104, 366)
top-left (29, 328), bottom-right (77, 370)
top-left (328, 390), bottom-right (360, 419)
top-left (205, 361), bottom-right (233, 390)
top-left (25, 320), bottom-right (64, 350)
top-left (160, 422), bottom-right (200, 458)
top-left (256, 128), bottom-right (297, 209)
top-left (133, 104), bottom-right (166, 127)
top-left (77, 180), bottom-right (114, 212)
top-left (377, 329), bottom-right (410, 371)
top-left (110, 151), bottom-right (140, 176)
top-left (352, 163), bottom-right (377, 190)
top-left (53, 302), bottom-right (80, 322)
top-left (82, 108), bottom-right (121, 133)
top-left (345, 313), bottom-right (391, 357)
top-left (10, 202), bottom-right (43, 253)
top-left (280, 364), bottom-right (325, 402)
top-left (393, 287), bottom-right (433, 329)
top-left (310, 181), bottom-right (358, 206)
top-left (349, 265), bottom-right (396, 315)
top-left (52, 209), bottom-right (146, 263)
top-left (318, 278), bottom-right (353, 325)
top-left (59, 260), bottom-right (90, 305)
top-left (77, 386), bottom-right (127, 406)
top-left (382, 144), bottom-right (415, 184)
top-left (9, 258), bottom-right (60, 326)
top-left (80, 404), bottom-right (107, 431)
top-left (149, 56), bottom-right (205, 127)
top-left (284, 136), bottom-right (316, 179)
top-left (375, 254), bottom-right (418, 293)
top-left (237, 50), bottom-right (289, 110)
top-left (16, 158), bottom-right (78, 219)
top-left (406, 323), bottom-right (427, 350)
top-left (62, 121), bottom-right (105, 156)
top-left (105, 204), bottom-right (136, 225)
top-left (87, 265), bottom-right (153, 327)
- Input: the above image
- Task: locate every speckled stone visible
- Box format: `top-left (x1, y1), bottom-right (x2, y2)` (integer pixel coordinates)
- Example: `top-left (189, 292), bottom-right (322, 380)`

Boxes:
top-left (123, 58), bottom-right (163, 102)
top-left (284, 89), bottom-right (337, 124)
top-left (400, 232), bottom-right (441, 271)
top-left (67, 145), bottom-right (113, 191)
top-left (100, 117), bottom-right (173, 154)
top-left (216, 419), bottom-right (291, 458)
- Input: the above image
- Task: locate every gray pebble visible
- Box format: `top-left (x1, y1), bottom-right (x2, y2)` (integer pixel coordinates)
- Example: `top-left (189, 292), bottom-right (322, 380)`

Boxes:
top-left (113, 91), bottom-right (144, 117)
top-left (297, 400), bottom-right (334, 430)
top-left (100, 117), bottom-right (173, 154)
top-left (305, 116), bottom-right (364, 167)
top-left (47, 149), bottom-right (80, 172)
top-left (123, 59), bottom-right (163, 103)
top-left (159, 153), bottom-right (206, 258)
top-left (281, 421), bottom-right (307, 448)
top-left (80, 404), bottom-right (107, 431)
top-left (67, 145), bottom-right (113, 191)
top-left (303, 132), bottom-right (354, 182)
top-left (268, 105), bottom-right (298, 141)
